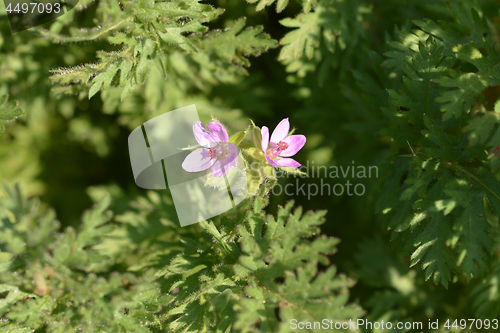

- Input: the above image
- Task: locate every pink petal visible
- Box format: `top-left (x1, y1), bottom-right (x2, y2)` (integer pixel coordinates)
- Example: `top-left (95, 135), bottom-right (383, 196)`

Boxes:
top-left (193, 122), bottom-right (214, 146)
top-left (207, 121), bottom-right (229, 143)
top-left (211, 159), bottom-right (230, 178)
top-left (270, 118), bottom-right (290, 144)
top-left (261, 126), bottom-right (270, 151)
top-left (264, 153), bottom-right (279, 167)
top-left (211, 144), bottom-right (238, 177)
top-left (276, 158), bottom-right (301, 168)
top-left (225, 143), bottom-right (238, 169)
top-left (280, 135), bottom-right (306, 157)
top-left (182, 148), bottom-right (213, 172)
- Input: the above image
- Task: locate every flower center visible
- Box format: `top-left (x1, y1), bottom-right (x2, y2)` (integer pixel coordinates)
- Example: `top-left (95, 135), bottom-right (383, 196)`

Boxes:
top-left (277, 141), bottom-right (289, 152)
top-left (267, 141), bottom-right (289, 159)
top-left (209, 143), bottom-right (229, 160)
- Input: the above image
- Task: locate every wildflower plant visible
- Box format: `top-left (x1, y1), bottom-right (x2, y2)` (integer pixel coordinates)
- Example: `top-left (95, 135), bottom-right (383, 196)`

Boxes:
top-left (1, 0), bottom-right (500, 332)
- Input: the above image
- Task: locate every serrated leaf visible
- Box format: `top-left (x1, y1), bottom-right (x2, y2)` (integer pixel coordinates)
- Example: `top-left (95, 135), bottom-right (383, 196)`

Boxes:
top-left (200, 18), bottom-right (278, 67)
top-left (410, 212), bottom-right (455, 288)
top-left (279, 12), bottom-right (321, 62)
top-left (463, 106), bottom-right (500, 170)
top-left (435, 41), bottom-right (500, 120)
top-left (0, 95), bottom-right (24, 131)
top-left (89, 65), bottom-right (120, 99)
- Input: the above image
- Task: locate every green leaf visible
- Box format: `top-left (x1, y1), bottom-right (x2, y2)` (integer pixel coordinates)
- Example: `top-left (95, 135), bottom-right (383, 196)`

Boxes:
top-left (199, 18), bottom-right (278, 67)
top-left (251, 123), bottom-right (262, 150)
top-left (276, 0), bottom-right (288, 13)
top-left (435, 41), bottom-right (500, 120)
top-left (472, 262), bottom-right (500, 318)
top-left (247, 0), bottom-right (275, 11)
top-left (247, 0), bottom-right (291, 12)
top-left (0, 94), bottom-right (24, 132)
top-left (414, 4), bottom-right (490, 52)
top-left (89, 65), bottom-right (119, 99)
top-left (244, 147), bottom-right (265, 160)
top-left (158, 21), bottom-right (206, 52)
top-left (463, 104), bottom-right (500, 170)
top-left (228, 129), bottom-right (248, 146)
top-left (279, 12), bottom-right (321, 62)
top-left (410, 212), bottom-right (455, 288)
top-left (451, 185), bottom-right (492, 281)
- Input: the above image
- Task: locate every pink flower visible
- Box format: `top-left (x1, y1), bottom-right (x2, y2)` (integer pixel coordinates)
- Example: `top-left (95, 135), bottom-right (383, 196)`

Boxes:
top-left (182, 121), bottom-right (238, 178)
top-left (261, 118), bottom-right (306, 167)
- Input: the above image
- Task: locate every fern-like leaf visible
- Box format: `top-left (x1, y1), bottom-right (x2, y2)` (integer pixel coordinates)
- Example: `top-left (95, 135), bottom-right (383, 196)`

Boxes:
top-left (435, 40), bottom-right (500, 120)
top-left (0, 94), bottom-right (24, 132)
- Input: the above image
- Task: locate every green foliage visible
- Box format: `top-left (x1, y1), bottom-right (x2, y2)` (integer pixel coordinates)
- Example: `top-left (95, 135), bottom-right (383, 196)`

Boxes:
top-left (0, 184), bottom-right (161, 332)
top-left (43, 0), bottom-right (276, 100)
top-left (232, 199), bottom-right (363, 331)
top-left (2, 0), bottom-right (500, 331)
top-left (472, 262), bottom-right (500, 318)
top-left (435, 41), bottom-right (500, 120)
top-left (378, 0), bottom-right (500, 288)
top-left (133, 192), bottom-right (362, 332)
top-left (1, 182), bottom-right (361, 331)
top-left (277, 0), bottom-right (370, 79)
top-left (0, 94), bottom-right (23, 132)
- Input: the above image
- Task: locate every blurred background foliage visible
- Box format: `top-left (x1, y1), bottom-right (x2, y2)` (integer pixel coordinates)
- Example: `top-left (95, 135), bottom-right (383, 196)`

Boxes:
top-left (1, 0), bottom-right (500, 331)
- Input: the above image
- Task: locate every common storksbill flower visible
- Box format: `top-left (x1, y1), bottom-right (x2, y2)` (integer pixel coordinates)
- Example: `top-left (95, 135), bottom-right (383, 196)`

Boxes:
top-left (261, 118), bottom-right (306, 167)
top-left (182, 121), bottom-right (238, 178)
